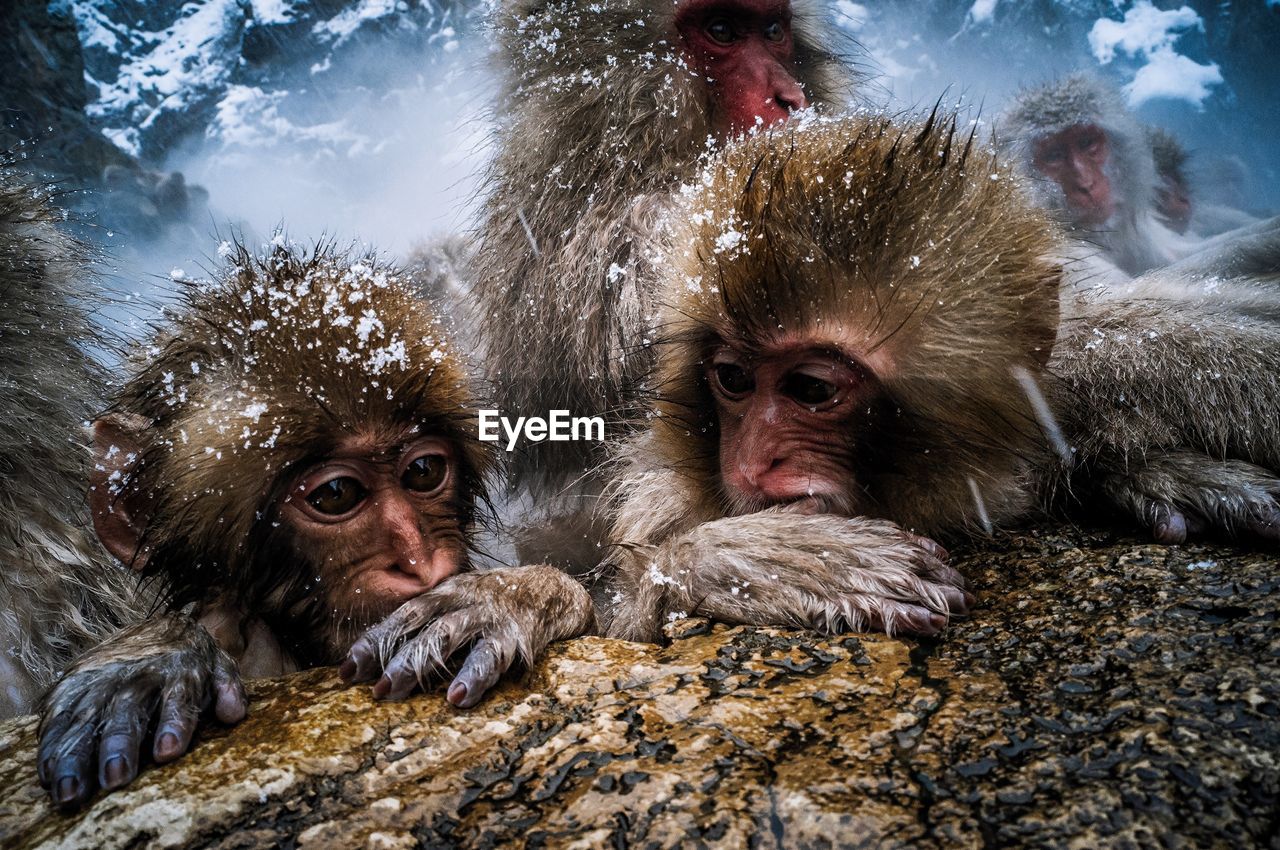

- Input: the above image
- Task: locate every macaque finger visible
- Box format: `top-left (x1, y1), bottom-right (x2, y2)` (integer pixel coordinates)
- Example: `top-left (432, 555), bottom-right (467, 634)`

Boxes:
top-left (344, 594), bottom-right (450, 684)
top-left (846, 597), bottom-right (945, 637)
top-left (153, 679), bottom-right (202, 764)
top-left (98, 686), bottom-right (155, 791)
top-left (1148, 501), bottom-right (1189, 544)
top-left (448, 635), bottom-right (517, 709)
top-left (47, 711), bottom-right (99, 809)
top-left (374, 609), bottom-right (479, 701)
top-left (903, 532), bottom-right (950, 563)
top-left (211, 655), bottom-right (248, 725)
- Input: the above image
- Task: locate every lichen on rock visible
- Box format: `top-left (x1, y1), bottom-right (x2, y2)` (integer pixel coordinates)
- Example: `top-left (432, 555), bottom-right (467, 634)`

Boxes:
top-left (1, 527), bottom-right (1276, 848)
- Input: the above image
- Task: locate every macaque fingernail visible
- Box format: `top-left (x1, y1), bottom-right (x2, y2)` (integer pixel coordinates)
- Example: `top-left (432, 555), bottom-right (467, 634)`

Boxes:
top-left (371, 677), bottom-right (391, 700)
top-left (54, 775), bottom-right (80, 804)
top-left (156, 732), bottom-right (180, 759)
top-left (337, 658), bottom-right (356, 681)
top-left (102, 756), bottom-right (128, 788)
top-left (447, 681), bottom-right (468, 706)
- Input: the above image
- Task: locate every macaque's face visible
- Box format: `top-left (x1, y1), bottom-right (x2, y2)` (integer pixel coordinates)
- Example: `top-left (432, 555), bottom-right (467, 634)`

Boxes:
top-left (675, 0), bottom-right (808, 137)
top-left (708, 343), bottom-right (866, 512)
top-left (279, 434), bottom-right (466, 620)
top-left (1031, 123), bottom-right (1115, 226)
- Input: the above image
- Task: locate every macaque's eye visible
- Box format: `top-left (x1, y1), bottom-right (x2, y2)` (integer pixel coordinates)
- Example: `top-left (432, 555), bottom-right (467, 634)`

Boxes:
top-left (306, 476), bottom-right (368, 516)
top-left (705, 17), bottom-right (736, 44)
top-left (762, 20), bottom-right (784, 41)
top-left (783, 371), bottom-right (838, 405)
top-left (402, 454), bottom-right (448, 493)
top-left (714, 362), bottom-right (755, 396)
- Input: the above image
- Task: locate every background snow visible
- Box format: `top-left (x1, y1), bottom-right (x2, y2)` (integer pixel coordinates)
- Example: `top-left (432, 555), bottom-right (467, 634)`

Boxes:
top-left (59, 0), bottom-right (1280, 300)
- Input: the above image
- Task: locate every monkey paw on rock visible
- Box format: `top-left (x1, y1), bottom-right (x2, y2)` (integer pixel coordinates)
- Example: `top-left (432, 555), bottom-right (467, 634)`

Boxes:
top-left (616, 512), bottom-right (972, 642)
top-left (1099, 450), bottom-right (1280, 545)
top-left (37, 613), bottom-right (247, 810)
top-left (340, 565), bottom-right (595, 708)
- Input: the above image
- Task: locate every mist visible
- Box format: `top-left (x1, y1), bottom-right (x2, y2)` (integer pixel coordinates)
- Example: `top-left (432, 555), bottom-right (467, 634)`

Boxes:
top-left (77, 0), bottom-right (1277, 307)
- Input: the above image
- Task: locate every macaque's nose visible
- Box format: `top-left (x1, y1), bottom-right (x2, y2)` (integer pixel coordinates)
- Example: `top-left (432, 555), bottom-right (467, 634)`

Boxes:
top-left (380, 495), bottom-right (454, 589)
top-left (771, 67), bottom-right (808, 115)
top-left (734, 454), bottom-right (786, 492)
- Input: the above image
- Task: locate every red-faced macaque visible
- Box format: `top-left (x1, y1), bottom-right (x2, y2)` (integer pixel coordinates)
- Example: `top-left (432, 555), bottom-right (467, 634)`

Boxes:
top-left (37, 243), bottom-right (593, 809)
top-left (470, 0), bottom-right (858, 571)
top-left (603, 111), bottom-right (1280, 642)
top-left (602, 112), bottom-right (1062, 641)
top-left (1000, 73), bottom-right (1200, 280)
top-left (0, 162), bottom-right (147, 719)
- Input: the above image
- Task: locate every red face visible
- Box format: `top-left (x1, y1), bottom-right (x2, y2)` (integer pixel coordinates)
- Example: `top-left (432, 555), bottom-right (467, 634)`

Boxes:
top-left (1031, 124), bottom-right (1115, 226)
top-left (280, 434), bottom-right (465, 620)
top-left (675, 0), bottom-right (809, 138)
top-left (709, 344), bottom-right (866, 512)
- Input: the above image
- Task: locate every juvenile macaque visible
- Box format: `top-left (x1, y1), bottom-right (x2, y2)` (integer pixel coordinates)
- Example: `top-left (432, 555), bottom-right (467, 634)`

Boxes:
top-left (0, 162), bottom-right (145, 718)
top-left (604, 112), bottom-right (1061, 640)
top-left (604, 111), bottom-right (1280, 641)
top-left (1000, 74), bottom-right (1198, 278)
top-left (38, 243), bottom-right (593, 808)
top-left (471, 0), bottom-right (857, 568)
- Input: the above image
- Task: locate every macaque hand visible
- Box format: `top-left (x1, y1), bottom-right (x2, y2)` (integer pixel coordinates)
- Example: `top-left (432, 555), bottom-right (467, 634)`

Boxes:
top-left (1099, 450), bottom-right (1280, 545)
top-left (340, 565), bottom-right (595, 708)
top-left (37, 613), bottom-right (247, 810)
top-left (635, 512), bottom-right (971, 640)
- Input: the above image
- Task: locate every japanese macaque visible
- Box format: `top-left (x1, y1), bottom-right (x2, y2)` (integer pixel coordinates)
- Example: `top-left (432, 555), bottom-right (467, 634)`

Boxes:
top-left (37, 243), bottom-right (593, 809)
top-left (603, 111), bottom-right (1280, 642)
top-left (0, 163), bottom-right (145, 719)
top-left (470, 0), bottom-right (858, 568)
top-left (603, 112), bottom-right (1062, 641)
top-left (1000, 73), bottom-right (1199, 279)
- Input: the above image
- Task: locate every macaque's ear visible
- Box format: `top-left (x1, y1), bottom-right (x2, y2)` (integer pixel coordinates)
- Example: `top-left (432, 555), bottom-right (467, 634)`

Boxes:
top-left (90, 413), bottom-right (152, 570)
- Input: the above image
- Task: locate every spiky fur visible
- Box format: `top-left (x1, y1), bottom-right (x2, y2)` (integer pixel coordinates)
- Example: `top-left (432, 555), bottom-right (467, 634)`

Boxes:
top-left (472, 0), bottom-right (861, 495)
top-left (604, 112), bottom-right (1061, 640)
top-left (107, 243), bottom-right (492, 661)
top-left (999, 73), bottom-right (1198, 276)
top-left (0, 163), bottom-right (144, 717)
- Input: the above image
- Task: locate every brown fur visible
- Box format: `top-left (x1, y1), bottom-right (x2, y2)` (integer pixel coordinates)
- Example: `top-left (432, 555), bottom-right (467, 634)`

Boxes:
top-left (0, 162), bottom-right (145, 718)
top-left (604, 111), bottom-right (1061, 640)
top-left (471, 0), bottom-right (861, 505)
top-left (102, 241), bottom-right (491, 658)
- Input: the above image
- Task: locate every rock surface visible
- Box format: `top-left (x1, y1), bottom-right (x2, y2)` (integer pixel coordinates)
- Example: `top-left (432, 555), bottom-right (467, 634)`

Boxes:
top-left (1, 527), bottom-right (1277, 848)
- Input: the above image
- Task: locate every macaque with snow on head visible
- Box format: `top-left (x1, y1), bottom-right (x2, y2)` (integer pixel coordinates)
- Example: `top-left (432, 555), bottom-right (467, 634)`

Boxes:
top-left (1000, 73), bottom-right (1201, 279)
top-left (602, 110), bottom-right (1280, 642)
top-left (470, 0), bottom-right (858, 570)
top-left (602, 112), bottom-right (1063, 641)
top-left (37, 243), bottom-right (592, 810)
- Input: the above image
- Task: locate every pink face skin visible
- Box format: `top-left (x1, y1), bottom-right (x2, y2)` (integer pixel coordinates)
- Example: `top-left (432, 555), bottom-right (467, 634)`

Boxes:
top-left (1031, 123), bottom-right (1116, 226)
top-left (708, 344), bottom-right (867, 510)
top-left (675, 0), bottom-right (809, 138)
top-left (279, 434), bottom-right (465, 619)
